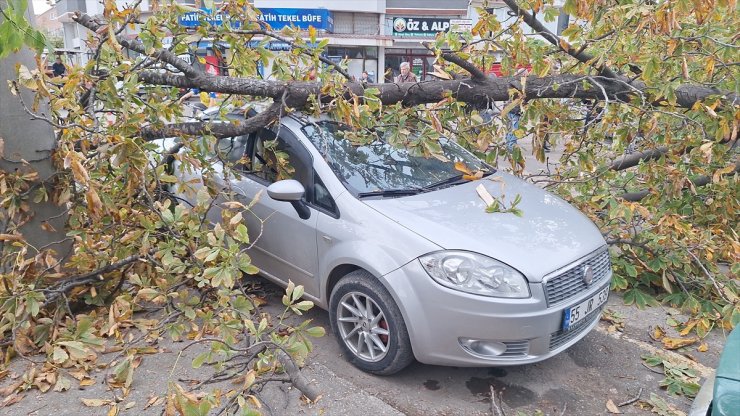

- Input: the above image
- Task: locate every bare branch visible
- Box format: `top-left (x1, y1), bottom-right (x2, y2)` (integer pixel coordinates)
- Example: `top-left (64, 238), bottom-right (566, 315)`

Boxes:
top-left (140, 102), bottom-right (282, 139)
top-left (501, 0), bottom-right (618, 78)
top-left (73, 12), bottom-right (201, 79)
top-left (231, 29), bottom-right (351, 80)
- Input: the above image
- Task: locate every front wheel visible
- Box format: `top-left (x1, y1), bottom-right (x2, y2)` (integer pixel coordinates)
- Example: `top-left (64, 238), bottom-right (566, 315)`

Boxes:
top-left (329, 270), bottom-right (414, 375)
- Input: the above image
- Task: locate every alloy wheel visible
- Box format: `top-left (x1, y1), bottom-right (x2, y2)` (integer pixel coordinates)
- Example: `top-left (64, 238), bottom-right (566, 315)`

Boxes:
top-left (336, 292), bottom-right (390, 362)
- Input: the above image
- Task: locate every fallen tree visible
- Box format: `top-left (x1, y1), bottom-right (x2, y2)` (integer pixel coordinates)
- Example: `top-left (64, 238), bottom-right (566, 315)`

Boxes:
top-left (0, 0), bottom-right (737, 413)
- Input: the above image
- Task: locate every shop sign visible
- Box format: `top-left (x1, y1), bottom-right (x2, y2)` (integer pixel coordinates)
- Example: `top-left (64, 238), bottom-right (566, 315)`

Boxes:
top-left (178, 8), bottom-right (241, 28)
top-left (257, 8), bottom-right (333, 32)
top-left (247, 40), bottom-right (320, 51)
top-left (179, 8), bottom-right (333, 32)
top-left (392, 17), bottom-right (451, 37)
top-left (450, 19), bottom-right (472, 33)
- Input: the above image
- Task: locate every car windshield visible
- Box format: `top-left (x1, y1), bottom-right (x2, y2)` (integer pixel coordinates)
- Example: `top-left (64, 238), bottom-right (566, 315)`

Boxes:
top-left (302, 121), bottom-right (493, 195)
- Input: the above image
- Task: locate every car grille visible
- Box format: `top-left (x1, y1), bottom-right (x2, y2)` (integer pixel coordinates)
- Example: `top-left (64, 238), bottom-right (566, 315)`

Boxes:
top-left (549, 309), bottom-right (601, 351)
top-left (501, 340), bottom-right (529, 357)
top-left (544, 248), bottom-right (611, 306)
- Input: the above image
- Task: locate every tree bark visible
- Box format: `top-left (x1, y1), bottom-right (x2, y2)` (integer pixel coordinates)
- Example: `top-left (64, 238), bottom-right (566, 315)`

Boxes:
top-left (0, 0), bottom-right (70, 263)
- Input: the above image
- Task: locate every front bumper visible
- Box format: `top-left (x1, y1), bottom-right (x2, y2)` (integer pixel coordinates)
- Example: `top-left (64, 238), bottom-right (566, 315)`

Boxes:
top-left (381, 259), bottom-right (611, 366)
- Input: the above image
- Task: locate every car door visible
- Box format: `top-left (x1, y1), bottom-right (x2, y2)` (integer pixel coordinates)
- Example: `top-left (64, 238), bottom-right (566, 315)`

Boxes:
top-left (230, 125), bottom-right (321, 295)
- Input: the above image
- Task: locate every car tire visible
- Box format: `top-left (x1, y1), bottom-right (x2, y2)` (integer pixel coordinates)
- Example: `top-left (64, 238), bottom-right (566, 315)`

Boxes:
top-left (329, 270), bottom-right (414, 375)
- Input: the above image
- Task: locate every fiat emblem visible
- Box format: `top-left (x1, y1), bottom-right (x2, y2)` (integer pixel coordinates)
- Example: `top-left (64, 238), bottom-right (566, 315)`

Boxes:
top-left (582, 265), bottom-right (594, 285)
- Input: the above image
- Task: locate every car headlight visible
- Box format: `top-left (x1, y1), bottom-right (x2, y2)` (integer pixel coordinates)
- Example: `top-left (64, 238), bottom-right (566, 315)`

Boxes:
top-left (419, 251), bottom-right (530, 298)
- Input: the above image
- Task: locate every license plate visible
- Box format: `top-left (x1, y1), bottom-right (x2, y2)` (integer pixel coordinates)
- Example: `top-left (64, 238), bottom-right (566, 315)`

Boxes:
top-left (562, 286), bottom-right (609, 331)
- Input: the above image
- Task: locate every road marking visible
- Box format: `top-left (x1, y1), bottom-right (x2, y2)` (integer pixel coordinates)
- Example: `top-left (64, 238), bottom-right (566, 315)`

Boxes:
top-left (596, 325), bottom-right (714, 378)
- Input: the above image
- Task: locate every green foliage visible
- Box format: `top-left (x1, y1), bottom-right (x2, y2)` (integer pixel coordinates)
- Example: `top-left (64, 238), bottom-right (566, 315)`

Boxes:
top-left (0, 0), bottom-right (737, 412)
top-left (0, 0), bottom-right (51, 58)
top-left (642, 354), bottom-right (701, 398)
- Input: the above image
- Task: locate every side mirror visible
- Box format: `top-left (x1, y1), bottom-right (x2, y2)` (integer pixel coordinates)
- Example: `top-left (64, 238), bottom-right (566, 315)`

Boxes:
top-left (267, 180), bottom-right (310, 220)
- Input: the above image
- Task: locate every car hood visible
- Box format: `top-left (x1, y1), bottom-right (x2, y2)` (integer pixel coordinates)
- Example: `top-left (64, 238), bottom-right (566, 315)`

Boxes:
top-left (363, 173), bottom-right (606, 282)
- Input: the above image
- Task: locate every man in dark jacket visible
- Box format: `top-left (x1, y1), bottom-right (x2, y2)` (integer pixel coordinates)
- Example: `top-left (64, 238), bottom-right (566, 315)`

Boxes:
top-left (52, 57), bottom-right (66, 77)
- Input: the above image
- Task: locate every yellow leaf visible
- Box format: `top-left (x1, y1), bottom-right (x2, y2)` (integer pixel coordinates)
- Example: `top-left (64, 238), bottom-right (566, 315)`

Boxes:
top-left (80, 377), bottom-right (96, 386)
top-left (606, 399), bottom-right (622, 414)
top-left (558, 37), bottom-right (570, 51)
top-left (704, 57), bottom-right (715, 77)
top-left (86, 188), bottom-right (104, 220)
top-left (247, 394), bottom-right (261, 409)
top-left (454, 162), bottom-right (473, 175)
top-left (143, 395), bottom-right (161, 410)
top-left (662, 336), bottom-right (699, 350)
top-left (651, 325), bottom-right (665, 341)
top-left (680, 320), bottom-right (698, 336)
top-left (242, 370), bottom-right (256, 390)
top-left (463, 171), bottom-right (484, 181)
top-left (697, 343), bottom-right (708, 352)
top-left (107, 405), bottom-right (119, 416)
top-left (81, 398), bottom-right (111, 407)
top-left (308, 26), bottom-right (317, 42)
top-left (712, 163), bottom-right (737, 183)
top-left (70, 157), bottom-right (90, 185)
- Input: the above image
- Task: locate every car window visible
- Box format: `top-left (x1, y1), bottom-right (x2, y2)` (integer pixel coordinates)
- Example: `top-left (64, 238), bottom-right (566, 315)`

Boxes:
top-left (302, 122), bottom-right (492, 194)
top-left (215, 135), bottom-right (248, 165)
top-left (313, 172), bottom-right (337, 214)
top-left (249, 128), bottom-right (311, 189)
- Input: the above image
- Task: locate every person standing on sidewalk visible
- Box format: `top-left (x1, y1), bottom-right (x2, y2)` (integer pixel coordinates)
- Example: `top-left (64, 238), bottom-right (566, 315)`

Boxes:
top-left (395, 62), bottom-right (417, 83)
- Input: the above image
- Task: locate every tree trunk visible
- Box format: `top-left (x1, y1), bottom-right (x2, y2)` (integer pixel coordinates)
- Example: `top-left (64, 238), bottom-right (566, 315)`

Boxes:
top-left (0, 0), bottom-right (70, 263)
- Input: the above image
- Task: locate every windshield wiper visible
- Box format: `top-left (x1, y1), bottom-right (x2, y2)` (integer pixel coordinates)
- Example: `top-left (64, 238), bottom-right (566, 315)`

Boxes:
top-left (423, 171), bottom-right (493, 191)
top-left (357, 188), bottom-right (423, 198)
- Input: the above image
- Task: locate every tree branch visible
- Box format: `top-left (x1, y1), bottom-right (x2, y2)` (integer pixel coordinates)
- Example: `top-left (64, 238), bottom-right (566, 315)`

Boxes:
top-left (610, 147), bottom-right (669, 171)
top-left (427, 43), bottom-right (487, 81)
top-left (140, 102), bottom-right (282, 139)
top-left (502, 0), bottom-right (619, 79)
top-left (73, 12), bottom-right (201, 79)
top-left (230, 29), bottom-right (351, 80)
top-left (620, 159), bottom-right (740, 201)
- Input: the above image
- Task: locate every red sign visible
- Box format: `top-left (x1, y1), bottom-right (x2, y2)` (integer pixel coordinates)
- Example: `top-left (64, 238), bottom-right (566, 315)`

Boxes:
top-left (204, 56), bottom-right (220, 76)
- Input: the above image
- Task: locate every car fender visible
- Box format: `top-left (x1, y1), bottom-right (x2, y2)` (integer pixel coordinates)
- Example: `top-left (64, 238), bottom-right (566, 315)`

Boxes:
top-left (317, 239), bottom-right (432, 309)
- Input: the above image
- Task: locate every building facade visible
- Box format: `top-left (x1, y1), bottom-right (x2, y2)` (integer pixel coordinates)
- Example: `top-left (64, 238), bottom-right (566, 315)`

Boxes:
top-left (35, 5), bottom-right (64, 41)
top-left (50, 0), bottom-right (567, 80)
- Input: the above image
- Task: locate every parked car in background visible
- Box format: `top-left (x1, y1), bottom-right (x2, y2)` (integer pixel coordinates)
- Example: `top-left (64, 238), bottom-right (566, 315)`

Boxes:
top-left (690, 327), bottom-right (740, 416)
top-left (158, 108), bottom-right (613, 375)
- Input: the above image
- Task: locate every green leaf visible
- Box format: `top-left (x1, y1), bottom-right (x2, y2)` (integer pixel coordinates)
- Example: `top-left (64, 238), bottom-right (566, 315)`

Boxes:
top-left (624, 263), bottom-right (638, 278)
top-left (291, 285), bottom-right (304, 302)
top-left (623, 288), bottom-right (659, 309)
top-left (304, 326), bottom-right (325, 337)
top-left (235, 223), bottom-right (249, 243)
top-left (192, 352), bottom-right (209, 369)
top-left (641, 354), bottom-right (665, 367)
top-left (52, 346), bottom-right (69, 363)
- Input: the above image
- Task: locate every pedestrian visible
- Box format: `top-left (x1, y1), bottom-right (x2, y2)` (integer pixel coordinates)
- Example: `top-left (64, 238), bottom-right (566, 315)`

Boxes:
top-left (360, 70), bottom-right (373, 83)
top-left (504, 68), bottom-right (529, 152)
top-left (307, 66), bottom-right (317, 81)
top-left (395, 62), bottom-right (417, 83)
top-left (504, 102), bottom-right (522, 152)
top-left (52, 56), bottom-right (66, 77)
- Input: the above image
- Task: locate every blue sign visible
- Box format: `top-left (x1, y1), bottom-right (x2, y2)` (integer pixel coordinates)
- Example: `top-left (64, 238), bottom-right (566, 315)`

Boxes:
top-left (178, 8), bottom-right (241, 28)
top-left (257, 8), bottom-right (333, 32)
top-left (247, 40), bottom-right (321, 51)
top-left (179, 8), bottom-right (333, 32)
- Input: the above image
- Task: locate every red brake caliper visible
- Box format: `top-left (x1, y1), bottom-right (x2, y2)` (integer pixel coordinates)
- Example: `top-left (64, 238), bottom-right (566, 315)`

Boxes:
top-left (379, 319), bottom-right (389, 344)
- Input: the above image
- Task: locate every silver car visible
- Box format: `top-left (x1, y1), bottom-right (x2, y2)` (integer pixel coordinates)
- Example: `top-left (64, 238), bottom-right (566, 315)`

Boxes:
top-left (167, 111), bottom-right (612, 375)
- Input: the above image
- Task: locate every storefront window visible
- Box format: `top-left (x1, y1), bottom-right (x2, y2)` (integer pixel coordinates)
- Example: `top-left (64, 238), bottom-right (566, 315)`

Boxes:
top-left (384, 49), bottom-right (436, 82)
